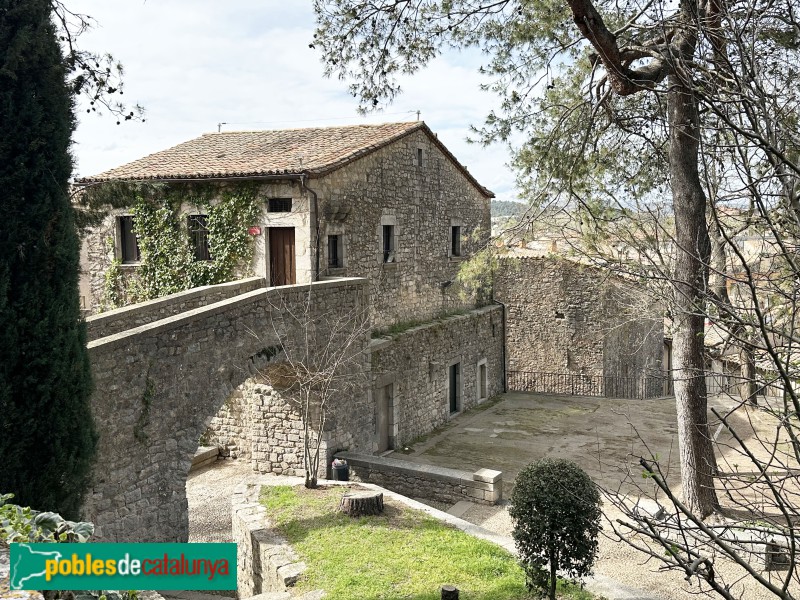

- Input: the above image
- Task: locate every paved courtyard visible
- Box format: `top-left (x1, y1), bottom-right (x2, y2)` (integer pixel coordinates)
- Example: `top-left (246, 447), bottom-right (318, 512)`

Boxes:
top-left (392, 391), bottom-right (790, 600)
top-left (186, 391), bottom-right (791, 600)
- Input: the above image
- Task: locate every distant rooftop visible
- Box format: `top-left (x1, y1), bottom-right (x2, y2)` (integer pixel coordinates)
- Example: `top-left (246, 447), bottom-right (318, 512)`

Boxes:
top-left (76, 121), bottom-right (493, 197)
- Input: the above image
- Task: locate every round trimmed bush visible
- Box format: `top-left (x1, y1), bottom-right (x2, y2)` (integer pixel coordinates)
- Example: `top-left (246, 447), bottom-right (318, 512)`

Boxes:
top-left (509, 458), bottom-right (602, 600)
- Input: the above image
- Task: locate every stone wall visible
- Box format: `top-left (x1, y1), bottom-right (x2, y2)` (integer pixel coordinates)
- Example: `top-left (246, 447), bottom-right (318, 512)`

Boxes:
top-left (86, 277), bottom-right (264, 341)
top-left (494, 256), bottom-right (663, 379)
top-left (204, 379), bottom-right (324, 478)
top-left (84, 277), bottom-right (371, 543)
top-left (312, 128), bottom-right (492, 329)
top-left (336, 452), bottom-right (502, 505)
top-left (369, 305), bottom-right (504, 448)
top-left (232, 482), bottom-right (308, 598)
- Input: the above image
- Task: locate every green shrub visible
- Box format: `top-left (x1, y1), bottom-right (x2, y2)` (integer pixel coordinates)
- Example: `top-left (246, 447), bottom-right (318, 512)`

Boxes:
top-left (0, 493), bottom-right (94, 544)
top-left (509, 459), bottom-right (602, 600)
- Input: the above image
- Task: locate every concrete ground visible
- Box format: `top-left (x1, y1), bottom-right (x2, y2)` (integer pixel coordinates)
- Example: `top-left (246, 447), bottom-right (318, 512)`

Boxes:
top-left (392, 391), bottom-right (797, 600)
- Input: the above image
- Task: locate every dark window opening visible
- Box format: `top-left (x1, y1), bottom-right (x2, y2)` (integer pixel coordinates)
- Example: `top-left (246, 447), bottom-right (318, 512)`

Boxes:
top-left (328, 234), bottom-right (342, 268)
top-left (189, 215), bottom-right (211, 261)
top-left (119, 215), bottom-right (140, 263)
top-left (449, 363), bottom-right (461, 414)
top-left (268, 198), bottom-right (292, 212)
top-left (416, 148), bottom-right (424, 167)
top-left (383, 225), bottom-right (395, 263)
top-left (451, 225), bottom-right (461, 257)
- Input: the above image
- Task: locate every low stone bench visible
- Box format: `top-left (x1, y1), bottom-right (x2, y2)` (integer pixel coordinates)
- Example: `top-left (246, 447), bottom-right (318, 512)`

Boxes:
top-left (333, 452), bottom-right (502, 505)
top-left (189, 446), bottom-right (219, 472)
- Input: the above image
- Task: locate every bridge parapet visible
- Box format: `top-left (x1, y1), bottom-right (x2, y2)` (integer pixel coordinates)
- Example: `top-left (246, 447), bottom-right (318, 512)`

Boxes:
top-left (86, 277), bottom-right (266, 341)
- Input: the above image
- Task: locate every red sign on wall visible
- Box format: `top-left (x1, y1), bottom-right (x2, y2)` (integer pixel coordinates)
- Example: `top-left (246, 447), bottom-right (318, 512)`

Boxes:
top-left (247, 226), bottom-right (262, 236)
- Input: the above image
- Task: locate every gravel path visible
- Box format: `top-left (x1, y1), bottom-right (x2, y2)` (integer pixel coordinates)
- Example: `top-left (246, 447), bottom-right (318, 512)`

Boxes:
top-left (186, 459), bottom-right (254, 543)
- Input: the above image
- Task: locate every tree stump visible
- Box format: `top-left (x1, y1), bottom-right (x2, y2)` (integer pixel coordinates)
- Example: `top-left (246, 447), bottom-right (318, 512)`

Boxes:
top-left (339, 491), bottom-right (384, 516)
top-left (441, 585), bottom-right (459, 599)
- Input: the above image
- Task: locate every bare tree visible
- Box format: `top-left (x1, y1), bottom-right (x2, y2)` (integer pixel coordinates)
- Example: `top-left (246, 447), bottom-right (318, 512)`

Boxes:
top-left (263, 284), bottom-right (371, 488)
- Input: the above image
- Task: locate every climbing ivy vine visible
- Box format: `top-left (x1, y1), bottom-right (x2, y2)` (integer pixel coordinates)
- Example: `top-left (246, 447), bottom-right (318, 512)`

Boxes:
top-left (100, 183), bottom-right (261, 309)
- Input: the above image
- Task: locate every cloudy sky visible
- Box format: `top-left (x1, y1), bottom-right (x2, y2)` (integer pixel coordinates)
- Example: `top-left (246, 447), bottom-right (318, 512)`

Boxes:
top-left (69, 1), bottom-right (519, 202)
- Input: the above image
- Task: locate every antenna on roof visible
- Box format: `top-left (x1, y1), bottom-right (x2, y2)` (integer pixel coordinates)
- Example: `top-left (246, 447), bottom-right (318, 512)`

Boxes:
top-left (416, 110), bottom-right (421, 122)
top-left (217, 122), bottom-right (227, 132)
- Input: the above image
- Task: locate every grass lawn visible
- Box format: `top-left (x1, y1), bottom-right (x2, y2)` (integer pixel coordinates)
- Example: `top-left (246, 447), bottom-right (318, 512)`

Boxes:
top-left (260, 484), bottom-right (599, 600)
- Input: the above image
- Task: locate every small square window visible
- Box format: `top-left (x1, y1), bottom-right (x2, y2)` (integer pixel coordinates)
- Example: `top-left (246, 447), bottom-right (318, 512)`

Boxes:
top-left (383, 225), bottom-right (395, 263)
top-left (118, 215), bottom-right (140, 263)
top-left (451, 225), bottom-right (461, 257)
top-left (268, 198), bottom-right (292, 212)
top-left (188, 215), bottom-right (211, 261)
top-left (328, 234), bottom-right (342, 268)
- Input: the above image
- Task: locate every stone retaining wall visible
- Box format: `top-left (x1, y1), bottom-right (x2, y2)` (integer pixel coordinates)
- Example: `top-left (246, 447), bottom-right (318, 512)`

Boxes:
top-left (232, 482), bottom-right (308, 598)
top-left (86, 277), bottom-right (264, 341)
top-left (369, 305), bottom-right (504, 448)
top-left (494, 256), bottom-right (662, 378)
top-left (335, 452), bottom-right (502, 505)
top-left (204, 379), bottom-right (323, 478)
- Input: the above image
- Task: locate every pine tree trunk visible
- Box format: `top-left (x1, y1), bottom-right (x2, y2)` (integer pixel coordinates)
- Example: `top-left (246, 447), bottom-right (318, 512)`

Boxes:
top-left (668, 70), bottom-right (720, 518)
top-left (548, 547), bottom-right (557, 600)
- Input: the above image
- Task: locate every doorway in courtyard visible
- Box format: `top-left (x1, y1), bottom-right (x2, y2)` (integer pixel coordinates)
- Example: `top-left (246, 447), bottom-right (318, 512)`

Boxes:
top-left (449, 362), bottom-right (461, 414)
top-left (377, 383), bottom-right (395, 452)
top-left (269, 227), bottom-right (296, 286)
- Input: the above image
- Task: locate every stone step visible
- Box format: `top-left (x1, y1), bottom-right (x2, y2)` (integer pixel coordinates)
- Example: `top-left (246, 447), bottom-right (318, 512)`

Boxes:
top-left (190, 446), bottom-right (220, 471)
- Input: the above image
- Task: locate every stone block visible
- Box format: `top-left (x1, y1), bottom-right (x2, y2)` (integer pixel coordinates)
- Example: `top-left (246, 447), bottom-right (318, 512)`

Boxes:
top-left (473, 468), bottom-right (502, 484)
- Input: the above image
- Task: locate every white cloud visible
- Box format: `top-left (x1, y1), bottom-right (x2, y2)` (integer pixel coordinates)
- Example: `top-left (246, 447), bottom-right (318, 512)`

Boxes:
top-left (69, 1), bottom-right (519, 201)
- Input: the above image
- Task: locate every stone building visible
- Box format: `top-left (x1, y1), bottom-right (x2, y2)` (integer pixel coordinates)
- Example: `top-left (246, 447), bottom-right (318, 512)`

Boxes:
top-left (77, 121), bottom-right (492, 328)
top-left (494, 254), bottom-right (664, 395)
top-left (75, 122), bottom-right (505, 510)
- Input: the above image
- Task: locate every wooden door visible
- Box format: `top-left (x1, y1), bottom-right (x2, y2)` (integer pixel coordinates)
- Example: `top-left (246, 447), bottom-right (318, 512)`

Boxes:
top-left (269, 227), bottom-right (296, 286)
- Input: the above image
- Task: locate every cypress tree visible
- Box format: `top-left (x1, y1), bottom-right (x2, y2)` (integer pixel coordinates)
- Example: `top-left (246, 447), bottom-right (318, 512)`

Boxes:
top-left (0, 0), bottom-right (97, 518)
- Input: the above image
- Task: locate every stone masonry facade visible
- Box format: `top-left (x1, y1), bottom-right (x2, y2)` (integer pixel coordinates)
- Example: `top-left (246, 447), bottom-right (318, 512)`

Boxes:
top-left (203, 304), bottom-right (505, 463)
top-left (80, 126), bottom-right (492, 330)
top-left (494, 256), bottom-right (663, 378)
top-left (309, 128), bottom-right (491, 329)
top-left (369, 305), bottom-right (504, 448)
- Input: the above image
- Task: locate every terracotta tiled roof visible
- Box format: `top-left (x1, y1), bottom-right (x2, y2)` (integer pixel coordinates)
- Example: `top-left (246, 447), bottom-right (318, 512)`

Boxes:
top-left (76, 121), bottom-right (493, 197)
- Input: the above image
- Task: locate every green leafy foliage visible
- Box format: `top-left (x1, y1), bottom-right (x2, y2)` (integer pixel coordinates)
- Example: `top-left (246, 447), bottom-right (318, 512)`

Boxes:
top-left (101, 184), bottom-right (261, 308)
top-left (509, 459), bottom-right (602, 600)
top-left (0, 494), bottom-right (94, 544)
top-left (0, 0), bottom-right (97, 518)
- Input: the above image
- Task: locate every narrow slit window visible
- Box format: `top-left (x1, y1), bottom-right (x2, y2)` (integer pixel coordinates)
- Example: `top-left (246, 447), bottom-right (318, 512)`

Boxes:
top-left (383, 225), bottom-right (395, 263)
top-left (328, 234), bottom-right (342, 268)
top-left (416, 148), bottom-right (424, 167)
top-left (451, 225), bottom-right (461, 257)
top-left (118, 215), bottom-right (140, 263)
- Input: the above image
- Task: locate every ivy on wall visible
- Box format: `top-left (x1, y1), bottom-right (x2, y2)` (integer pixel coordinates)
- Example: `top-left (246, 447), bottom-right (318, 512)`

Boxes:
top-left (100, 183), bottom-right (261, 310)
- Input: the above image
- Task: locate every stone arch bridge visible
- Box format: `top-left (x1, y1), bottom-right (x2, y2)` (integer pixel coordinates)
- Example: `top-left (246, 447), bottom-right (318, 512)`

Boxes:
top-left (83, 276), bottom-right (370, 542)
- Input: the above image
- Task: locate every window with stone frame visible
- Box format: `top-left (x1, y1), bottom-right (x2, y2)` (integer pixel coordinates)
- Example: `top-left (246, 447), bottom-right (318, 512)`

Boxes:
top-left (382, 224), bottom-right (395, 263)
top-left (268, 198), bottom-right (292, 212)
top-left (328, 234), bottom-right (343, 268)
top-left (117, 215), bottom-right (140, 264)
top-left (451, 225), bottom-right (462, 257)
